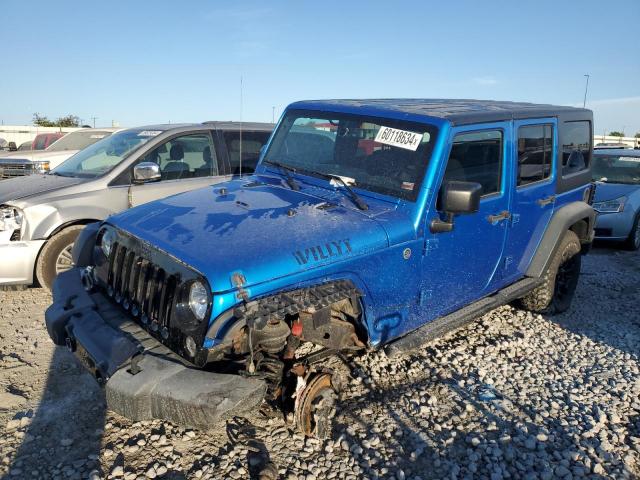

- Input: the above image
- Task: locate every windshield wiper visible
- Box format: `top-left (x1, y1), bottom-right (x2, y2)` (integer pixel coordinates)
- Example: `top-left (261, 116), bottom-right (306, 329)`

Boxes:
top-left (306, 170), bottom-right (368, 211)
top-left (263, 160), bottom-right (300, 191)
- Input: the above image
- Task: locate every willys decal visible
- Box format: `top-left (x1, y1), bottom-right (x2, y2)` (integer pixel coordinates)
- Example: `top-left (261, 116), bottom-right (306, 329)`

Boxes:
top-left (293, 239), bottom-right (352, 265)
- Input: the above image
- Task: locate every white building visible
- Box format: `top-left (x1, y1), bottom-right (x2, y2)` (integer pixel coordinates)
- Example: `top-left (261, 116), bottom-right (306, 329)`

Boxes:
top-left (0, 125), bottom-right (81, 146)
top-left (593, 134), bottom-right (639, 149)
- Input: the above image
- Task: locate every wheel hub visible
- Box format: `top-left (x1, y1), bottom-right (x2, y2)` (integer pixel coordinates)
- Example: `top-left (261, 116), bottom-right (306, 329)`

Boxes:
top-left (55, 244), bottom-right (75, 275)
top-left (294, 373), bottom-right (337, 439)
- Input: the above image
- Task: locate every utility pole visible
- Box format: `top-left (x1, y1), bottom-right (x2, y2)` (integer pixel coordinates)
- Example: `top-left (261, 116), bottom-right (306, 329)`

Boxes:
top-left (582, 74), bottom-right (590, 108)
top-left (91, 116), bottom-right (98, 128)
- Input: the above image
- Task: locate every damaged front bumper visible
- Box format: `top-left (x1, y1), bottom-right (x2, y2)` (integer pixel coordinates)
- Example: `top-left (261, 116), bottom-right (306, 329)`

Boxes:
top-left (45, 268), bottom-right (266, 428)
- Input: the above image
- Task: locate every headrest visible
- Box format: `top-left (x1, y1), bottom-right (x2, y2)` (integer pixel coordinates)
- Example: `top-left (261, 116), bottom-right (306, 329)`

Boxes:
top-left (170, 144), bottom-right (184, 160)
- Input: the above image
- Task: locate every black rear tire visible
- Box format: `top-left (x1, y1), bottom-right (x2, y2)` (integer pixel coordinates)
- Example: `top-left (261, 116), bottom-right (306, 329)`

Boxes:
top-left (624, 212), bottom-right (640, 251)
top-left (35, 225), bottom-right (84, 291)
top-left (519, 230), bottom-right (582, 315)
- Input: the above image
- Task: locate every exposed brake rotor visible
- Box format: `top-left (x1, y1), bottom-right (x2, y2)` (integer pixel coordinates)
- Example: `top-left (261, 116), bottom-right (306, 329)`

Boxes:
top-left (294, 373), bottom-right (337, 439)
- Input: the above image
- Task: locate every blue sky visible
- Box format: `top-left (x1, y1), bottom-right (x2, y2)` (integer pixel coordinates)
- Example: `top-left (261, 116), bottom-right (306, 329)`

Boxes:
top-left (2, 0), bottom-right (639, 135)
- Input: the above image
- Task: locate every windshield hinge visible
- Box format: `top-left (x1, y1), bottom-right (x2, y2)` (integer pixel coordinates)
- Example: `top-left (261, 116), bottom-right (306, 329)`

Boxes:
top-left (231, 272), bottom-right (249, 302)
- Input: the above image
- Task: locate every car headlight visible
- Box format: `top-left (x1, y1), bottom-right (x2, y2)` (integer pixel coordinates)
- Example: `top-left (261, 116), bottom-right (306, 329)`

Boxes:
top-left (593, 196), bottom-right (626, 213)
top-left (98, 227), bottom-right (116, 258)
top-left (0, 205), bottom-right (23, 232)
top-left (188, 281), bottom-right (209, 321)
top-left (33, 161), bottom-right (50, 173)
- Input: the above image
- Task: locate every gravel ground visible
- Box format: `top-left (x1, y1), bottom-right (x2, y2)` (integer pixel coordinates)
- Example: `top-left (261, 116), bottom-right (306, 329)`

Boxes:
top-left (0, 247), bottom-right (638, 480)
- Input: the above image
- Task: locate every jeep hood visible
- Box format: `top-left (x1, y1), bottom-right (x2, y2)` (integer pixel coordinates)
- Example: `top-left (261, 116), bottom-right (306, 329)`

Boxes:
top-left (108, 178), bottom-right (393, 293)
top-left (0, 174), bottom-right (87, 204)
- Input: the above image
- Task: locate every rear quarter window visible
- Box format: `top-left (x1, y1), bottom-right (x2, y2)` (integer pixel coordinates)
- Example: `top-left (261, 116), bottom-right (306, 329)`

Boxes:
top-left (562, 121), bottom-right (591, 176)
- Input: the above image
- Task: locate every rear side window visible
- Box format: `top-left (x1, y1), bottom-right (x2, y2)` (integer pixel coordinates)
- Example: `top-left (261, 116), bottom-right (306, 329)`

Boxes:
top-left (562, 121), bottom-right (591, 176)
top-left (224, 131), bottom-right (271, 175)
top-left (517, 124), bottom-right (553, 186)
top-left (444, 130), bottom-right (503, 196)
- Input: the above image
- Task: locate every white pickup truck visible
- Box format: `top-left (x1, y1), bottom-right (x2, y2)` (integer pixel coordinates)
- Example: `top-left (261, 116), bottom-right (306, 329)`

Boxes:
top-left (0, 128), bottom-right (119, 179)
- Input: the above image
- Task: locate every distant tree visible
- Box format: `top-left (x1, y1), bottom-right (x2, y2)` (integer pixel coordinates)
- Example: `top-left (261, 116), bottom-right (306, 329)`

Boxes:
top-left (33, 113), bottom-right (55, 127)
top-left (609, 131), bottom-right (624, 137)
top-left (56, 115), bottom-right (80, 127)
top-left (32, 113), bottom-right (80, 127)
top-left (635, 132), bottom-right (640, 138)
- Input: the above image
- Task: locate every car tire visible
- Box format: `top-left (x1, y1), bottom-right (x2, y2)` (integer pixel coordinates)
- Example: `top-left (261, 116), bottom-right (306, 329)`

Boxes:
top-left (624, 212), bottom-right (640, 251)
top-left (519, 230), bottom-right (582, 315)
top-left (36, 225), bottom-right (84, 291)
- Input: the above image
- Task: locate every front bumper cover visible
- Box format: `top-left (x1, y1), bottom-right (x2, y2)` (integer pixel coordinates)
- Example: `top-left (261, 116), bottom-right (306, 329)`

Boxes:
top-left (45, 268), bottom-right (266, 428)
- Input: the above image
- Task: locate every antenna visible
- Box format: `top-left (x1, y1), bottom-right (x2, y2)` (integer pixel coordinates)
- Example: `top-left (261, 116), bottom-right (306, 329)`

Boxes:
top-left (239, 75), bottom-right (243, 177)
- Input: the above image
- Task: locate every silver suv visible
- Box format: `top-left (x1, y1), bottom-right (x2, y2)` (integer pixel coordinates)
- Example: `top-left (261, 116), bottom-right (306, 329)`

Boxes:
top-left (0, 121), bottom-right (273, 289)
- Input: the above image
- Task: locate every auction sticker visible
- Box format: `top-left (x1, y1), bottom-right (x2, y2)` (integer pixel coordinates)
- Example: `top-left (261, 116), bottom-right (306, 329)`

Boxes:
top-left (375, 126), bottom-right (423, 151)
top-left (137, 130), bottom-right (162, 137)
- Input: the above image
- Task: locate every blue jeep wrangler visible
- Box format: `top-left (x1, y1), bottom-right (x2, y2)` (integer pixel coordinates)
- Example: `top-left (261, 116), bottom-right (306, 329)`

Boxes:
top-left (45, 99), bottom-right (596, 438)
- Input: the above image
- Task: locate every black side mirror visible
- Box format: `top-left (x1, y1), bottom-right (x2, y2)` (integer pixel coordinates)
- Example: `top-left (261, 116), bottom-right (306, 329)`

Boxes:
top-left (8, 142), bottom-right (17, 152)
top-left (430, 180), bottom-right (482, 233)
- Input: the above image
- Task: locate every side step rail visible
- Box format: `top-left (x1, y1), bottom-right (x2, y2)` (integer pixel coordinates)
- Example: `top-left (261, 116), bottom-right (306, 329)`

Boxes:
top-left (385, 277), bottom-right (541, 357)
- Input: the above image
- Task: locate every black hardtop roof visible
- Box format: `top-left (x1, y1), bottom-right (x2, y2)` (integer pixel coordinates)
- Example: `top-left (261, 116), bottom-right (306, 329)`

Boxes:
top-left (290, 99), bottom-right (592, 125)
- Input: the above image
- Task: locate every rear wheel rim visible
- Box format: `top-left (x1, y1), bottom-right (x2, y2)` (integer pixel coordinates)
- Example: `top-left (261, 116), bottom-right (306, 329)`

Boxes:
top-left (55, 243), bottom-right (74, 274)
top-left (554, 254), bottom-right (580, 303)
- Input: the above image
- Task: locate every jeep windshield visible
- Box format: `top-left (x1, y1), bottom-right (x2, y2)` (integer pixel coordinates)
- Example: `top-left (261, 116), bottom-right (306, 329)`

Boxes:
top-left (51, 129), bottom-right (159, 178)
top-left (592, 154), bottom-right (640, 185)
top-left (263, 110), bottom-right (438, 201)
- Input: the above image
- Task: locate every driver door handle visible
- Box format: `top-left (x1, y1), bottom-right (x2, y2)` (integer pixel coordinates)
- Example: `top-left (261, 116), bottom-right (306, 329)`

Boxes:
top-left (537, 195), bottom-right (556, 207)
top-left (487, 210), bottom-right (511, 224)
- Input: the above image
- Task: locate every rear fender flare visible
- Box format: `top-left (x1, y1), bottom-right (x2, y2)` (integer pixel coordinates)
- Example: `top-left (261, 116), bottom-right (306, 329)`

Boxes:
top-left (526, 201), bottom-right (595, 278)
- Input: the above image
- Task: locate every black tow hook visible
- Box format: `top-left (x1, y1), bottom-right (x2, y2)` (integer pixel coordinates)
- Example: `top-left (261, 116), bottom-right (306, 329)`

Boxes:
top-left (128, 353), bottom-right (144, 376)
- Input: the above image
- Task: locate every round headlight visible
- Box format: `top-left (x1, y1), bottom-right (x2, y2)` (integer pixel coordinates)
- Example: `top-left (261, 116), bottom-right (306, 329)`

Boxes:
top-left (188, 281), bottom-right (209, 320)
top-left (100, 228), bottom-right (116, 258)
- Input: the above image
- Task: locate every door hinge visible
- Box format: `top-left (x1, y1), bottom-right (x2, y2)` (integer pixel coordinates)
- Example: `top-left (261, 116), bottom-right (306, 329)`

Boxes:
top-left (424, 238), bottom-right (439, 255)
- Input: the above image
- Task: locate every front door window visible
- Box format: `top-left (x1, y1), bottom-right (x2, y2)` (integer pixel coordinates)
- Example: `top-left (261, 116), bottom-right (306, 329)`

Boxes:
top-left (141, 133), bottom-right (217, 180)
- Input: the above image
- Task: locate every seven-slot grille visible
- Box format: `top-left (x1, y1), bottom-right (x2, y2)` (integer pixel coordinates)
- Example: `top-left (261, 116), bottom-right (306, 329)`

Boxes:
top-left (106, 242), bottom-right (179, 337)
